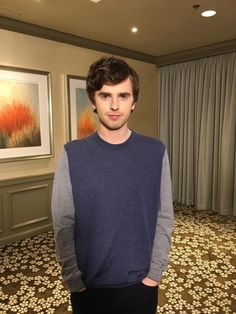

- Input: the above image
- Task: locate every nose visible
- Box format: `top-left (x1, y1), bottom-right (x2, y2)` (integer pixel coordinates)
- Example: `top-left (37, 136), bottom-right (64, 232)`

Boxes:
top-left (110, 97), bottom-right (119, 111)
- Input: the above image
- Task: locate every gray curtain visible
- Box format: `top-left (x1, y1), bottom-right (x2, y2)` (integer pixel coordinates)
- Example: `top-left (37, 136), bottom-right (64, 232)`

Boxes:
top-left (158, 53), bottom-right (236, 216)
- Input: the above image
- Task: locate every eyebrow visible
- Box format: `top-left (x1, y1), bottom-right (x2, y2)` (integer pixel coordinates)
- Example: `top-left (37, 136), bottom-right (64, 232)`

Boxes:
top-left (97, 92), bottom-right (111, 96)
top-left (97, 92), bottom-right (131, 97)
top-left (119, 92), bottom-right (131, 97)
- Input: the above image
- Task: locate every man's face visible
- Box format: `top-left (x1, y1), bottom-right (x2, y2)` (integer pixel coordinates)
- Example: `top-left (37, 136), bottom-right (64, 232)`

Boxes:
top-left (93, 77), bottom-right (135, 131)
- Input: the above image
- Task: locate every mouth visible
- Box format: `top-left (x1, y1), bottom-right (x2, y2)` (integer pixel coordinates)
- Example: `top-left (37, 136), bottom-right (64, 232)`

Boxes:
top-left (108, 114), bottom-right (121, 121)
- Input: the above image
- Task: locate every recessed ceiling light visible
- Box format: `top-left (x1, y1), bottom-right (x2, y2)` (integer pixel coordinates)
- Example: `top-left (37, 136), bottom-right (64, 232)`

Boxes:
top-left (131, 27), bottom-right (138, 33)
top-left (90, 0), bottom-right (101, 3)
top-left (201, 10), bottom-right (216, 17)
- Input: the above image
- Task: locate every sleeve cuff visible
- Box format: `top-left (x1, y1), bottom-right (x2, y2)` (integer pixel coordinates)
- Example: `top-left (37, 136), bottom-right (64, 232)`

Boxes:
top-left (66, 276), bottom-right (86, 292)
top-left (147, 269), bottom-right (163, 283)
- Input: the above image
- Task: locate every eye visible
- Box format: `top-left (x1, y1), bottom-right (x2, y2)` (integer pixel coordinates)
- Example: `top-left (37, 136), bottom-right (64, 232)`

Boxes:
top-left (99, 93), bottom-right (111, 100)
top-left (119, 93), bottom-right (130, 100)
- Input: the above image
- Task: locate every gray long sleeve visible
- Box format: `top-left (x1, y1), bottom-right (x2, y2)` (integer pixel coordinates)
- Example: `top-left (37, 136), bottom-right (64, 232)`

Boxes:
top-left (147, 150), bottom-right (174, 282)
top-left (51, 148), bottom-right (85, 292)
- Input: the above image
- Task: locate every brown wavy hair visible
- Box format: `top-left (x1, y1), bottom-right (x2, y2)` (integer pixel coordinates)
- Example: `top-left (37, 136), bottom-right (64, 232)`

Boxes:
top-left (86, 56), bottom-right (139, 103)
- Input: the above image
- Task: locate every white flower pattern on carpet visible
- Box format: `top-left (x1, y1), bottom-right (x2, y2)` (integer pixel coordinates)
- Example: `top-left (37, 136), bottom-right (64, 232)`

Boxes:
top-left (0, 206), bottom-right (235, 313)
top-left (158, 205), bottom-right (236, 314)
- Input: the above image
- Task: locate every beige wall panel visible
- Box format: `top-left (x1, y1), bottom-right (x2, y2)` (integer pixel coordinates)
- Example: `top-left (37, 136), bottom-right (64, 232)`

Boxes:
top-left (0, 29), bottom-right (158, 181)
top-left (0, 174), bottom-right (53, 246)
top-left (8, 185), bottom-right (50, 231)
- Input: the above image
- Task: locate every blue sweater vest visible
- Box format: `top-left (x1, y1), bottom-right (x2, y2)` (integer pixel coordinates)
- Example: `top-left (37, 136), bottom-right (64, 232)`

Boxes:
top-left (65, 132), bottom-right (165, 288)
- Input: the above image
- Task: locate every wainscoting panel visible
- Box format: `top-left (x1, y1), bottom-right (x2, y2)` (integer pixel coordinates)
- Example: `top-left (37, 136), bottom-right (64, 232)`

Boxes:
top-left (0, 173), bottom-right (54, 246)
top-left (9, 184), bottom-right (50, 230)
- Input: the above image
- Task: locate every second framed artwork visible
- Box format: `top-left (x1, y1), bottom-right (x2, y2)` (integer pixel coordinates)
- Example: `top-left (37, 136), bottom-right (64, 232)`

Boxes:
top-left (67, 75), bottom-right (98, 140)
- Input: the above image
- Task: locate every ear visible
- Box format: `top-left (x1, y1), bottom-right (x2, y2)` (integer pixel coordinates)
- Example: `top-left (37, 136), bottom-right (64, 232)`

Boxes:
top-left (92, 101), bottom-right (97, 113)
top-left (131, 102), bottom-right (136, 112)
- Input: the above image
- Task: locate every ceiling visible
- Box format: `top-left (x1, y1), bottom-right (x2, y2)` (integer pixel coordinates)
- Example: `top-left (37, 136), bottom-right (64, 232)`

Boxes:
top-left (0, 0), bottom-right (236, 59)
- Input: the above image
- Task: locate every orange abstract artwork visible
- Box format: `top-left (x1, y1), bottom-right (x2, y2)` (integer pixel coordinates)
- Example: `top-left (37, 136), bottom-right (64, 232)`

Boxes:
top-left (0, 100), bottom-right (41, 149)
top-left (77, 108), bottom-right (97, 139)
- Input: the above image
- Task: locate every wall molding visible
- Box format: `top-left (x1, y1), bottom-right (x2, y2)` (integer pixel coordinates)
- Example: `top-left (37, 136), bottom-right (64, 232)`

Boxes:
top-left (155, 39), bottom-right (236, 67)
top-left (0, 15), bottom-right (156, 64)
top-left (0, 224), bottom-right (52, 247)
top-left (0, 173), bottom-right (54, 187)
top-left (1, 16), bottom-right (235, 67)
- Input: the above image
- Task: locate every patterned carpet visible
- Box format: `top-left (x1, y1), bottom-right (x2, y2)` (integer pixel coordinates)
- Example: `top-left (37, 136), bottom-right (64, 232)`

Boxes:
top-left (0, 206), bottom-right (235, 314)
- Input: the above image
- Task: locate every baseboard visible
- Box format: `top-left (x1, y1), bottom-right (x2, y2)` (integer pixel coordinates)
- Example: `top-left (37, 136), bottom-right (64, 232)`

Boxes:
top-left (0, 223), bottom-right (53, 247)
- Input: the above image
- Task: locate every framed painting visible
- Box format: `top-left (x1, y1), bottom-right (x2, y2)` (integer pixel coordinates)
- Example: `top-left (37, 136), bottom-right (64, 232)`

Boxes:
top-left (67, 75), bottom-right (98, 140)
top-left (0, 66), bottom-right (53, 162)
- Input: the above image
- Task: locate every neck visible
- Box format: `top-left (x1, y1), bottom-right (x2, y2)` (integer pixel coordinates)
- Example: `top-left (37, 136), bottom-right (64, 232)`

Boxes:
top-left (97, 126), bottom-right (131, 144)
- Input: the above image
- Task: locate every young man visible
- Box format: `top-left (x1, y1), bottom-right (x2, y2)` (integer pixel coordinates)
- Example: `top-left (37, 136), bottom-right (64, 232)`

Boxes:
top-left (52, 56), bottom-right (174, 314)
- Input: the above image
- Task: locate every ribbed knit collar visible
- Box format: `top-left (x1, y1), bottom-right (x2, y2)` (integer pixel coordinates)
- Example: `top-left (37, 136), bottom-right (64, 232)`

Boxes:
top-left (91, 130), bottom-right (136, 150)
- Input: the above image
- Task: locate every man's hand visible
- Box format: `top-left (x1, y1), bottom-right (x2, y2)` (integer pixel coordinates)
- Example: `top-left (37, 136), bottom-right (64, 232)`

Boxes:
top-left (142, 277), bottom-right (159, 287)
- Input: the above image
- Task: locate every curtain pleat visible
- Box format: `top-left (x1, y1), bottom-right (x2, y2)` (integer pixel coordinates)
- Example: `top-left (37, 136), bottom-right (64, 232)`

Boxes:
top-left (158, 53), bottom-right (236, 216)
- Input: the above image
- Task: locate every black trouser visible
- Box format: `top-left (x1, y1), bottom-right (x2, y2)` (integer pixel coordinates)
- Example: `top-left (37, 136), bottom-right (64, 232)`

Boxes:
top-left (71, 282), bottom-right (158, 314)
